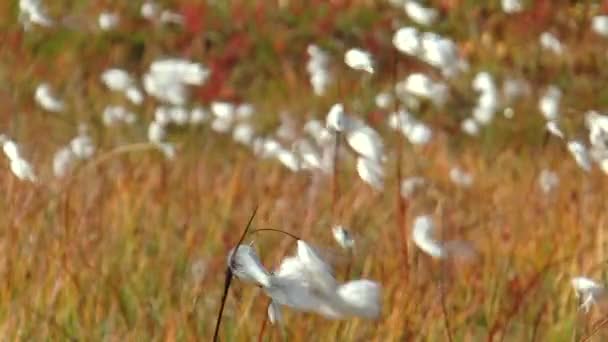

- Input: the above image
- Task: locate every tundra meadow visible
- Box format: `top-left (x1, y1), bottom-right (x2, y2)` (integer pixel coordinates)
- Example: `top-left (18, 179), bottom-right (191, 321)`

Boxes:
top-left (5, 0), bottom-right (608, 340)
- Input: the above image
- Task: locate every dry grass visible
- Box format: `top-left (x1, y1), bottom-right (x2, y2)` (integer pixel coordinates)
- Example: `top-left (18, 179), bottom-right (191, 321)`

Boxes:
top-left (3, 0), bottom-right (608, 341)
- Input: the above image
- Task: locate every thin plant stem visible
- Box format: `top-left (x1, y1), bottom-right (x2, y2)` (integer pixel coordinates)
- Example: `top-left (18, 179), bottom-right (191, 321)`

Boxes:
top-left (581, 315), bottom-right (608, 342)
top-left (213, 206), bottom-right (259, 342)
top-left (392, 49), bottom-right (409, 275)
top-left (250, 228), bottom-right (300, 241)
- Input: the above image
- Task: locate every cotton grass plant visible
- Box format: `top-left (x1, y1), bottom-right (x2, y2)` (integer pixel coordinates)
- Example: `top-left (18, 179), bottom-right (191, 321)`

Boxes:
top-left (6, 1), bottom-right (608, 340)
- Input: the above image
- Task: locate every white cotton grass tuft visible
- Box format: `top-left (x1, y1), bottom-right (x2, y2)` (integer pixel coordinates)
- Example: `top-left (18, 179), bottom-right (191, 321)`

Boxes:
top-left (403, 1), bottom-right (437, 26)
top-left (267, 301), bottom-right (282, 325)
top-left (159, 10), bottom-right (184, 25)
top-left (471, 71), bottom-right (500, 126)
top-left (412, 215), bottom-right (476, 261)
top-left (461, 117), bottom-right (480, 136)
top-left (19, 0), bottom-right (53, 30)
top-left (295, 240), bottom-right (338, 293)
top-left (539, 32), bottom-right (564, 55)
top-left (501, 0), bottom-right (523, 13)
top-left (344, 48), bottom-right (375, 74)
top-left (345, 123), bottom-right (384, 163)
top-left (70, 125), bottom-right (95, 160)
top-left (401, 176), bottom-right (426, 198)
top-left (356, 156), bottom-right (384, 191)
top-left (375, 92), bottom-right (394, 109)
top-left (396, 73), bottom-right (448, 107)
top-left (335, 279), bottom-right (382, 319)
top-left (190, 107), bottom-right (209, 125)
top-left (232, 123), bottom-right (255, 146)
top-left (393, 27), bottom-right (468, 77)
top-left (0, 135), bottom-right (37, 182)
top-left (538, 169), bottom-right (559, 194)
top-left (326, 103), bottom-right (350, 132)
top-left (268, 240), bottom-right (381, 320)
top-left (2, 138), bottom-right (21, 161)
top-left (229, 238), bottom-right (382, 321)
top-left (294, 139), bottom-right (322, 171)
top-left (101, 68), bottom-right (143, 105)
top-left (571, 277), bottom-right (607, 313)
top-left (387, 110), bottom-right (432, 145)
top-left (393, 27), bottom-right (421, 56)
top-left (228, 244), bottom-right (271, 288)
top-left (35, 83), bottom-right (64, 113)
top-left (545, 121), bottom-right (564, 139)
top-left (567, 140), bottom-right (592, 172)
top-left (103, 106), bottom-right (137, 126)
top-left (332, 225), bottom-right (355, 250)
top-left (53, 147), bottom-right (76, 178)
top-left (586, 111), bottom-right (608, 150)
top-left (449, 167), bottom-right (473, 187)
top-left (592, 16), bottom-right (608, 37)
top-left (143, 58), bottom-right (209, 105)
top-left (141, 1), bottom-right (159, 20)
top-left (307, 44), bottom-right (332, 96)
top-left (412, 215), bottom-right (445, 258)
top-left (539, 85), bottom-right (562, 121)
top-left (98, 11), bottom-right (119, 30)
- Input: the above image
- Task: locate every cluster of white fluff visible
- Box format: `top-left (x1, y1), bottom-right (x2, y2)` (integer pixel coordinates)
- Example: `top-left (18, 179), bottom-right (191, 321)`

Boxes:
top-left (387, 109), bottom-right (432, 146)
top-left (326, 103), bottom-right (385, 190)
top-left (228, 239), bottom-right (381, 323)
top-left (571, 277), bottom-right (606, 313)
top-left (0, 135), bottom-right (37, 182)
top-left (101, 68), bottom-right (144, 106)
top-left (19, 0), bottom-right (53, 30)
top-left (52, 125), bottom-right (96, 178)
top-left (344, 48), bottom-right (374, 74)
top-left (307, 45), bottom-right (332, 96)
top-left (35, 83), bottom-right (64, 113)
top-left (393, 27), bottom-right (467, 78)
top-left (143, 58), bottom-right (209, 106)
top-left (395, 73), bottom-right (448, 108)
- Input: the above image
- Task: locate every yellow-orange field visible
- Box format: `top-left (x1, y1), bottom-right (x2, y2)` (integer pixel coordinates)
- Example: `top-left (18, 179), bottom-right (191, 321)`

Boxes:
top-left (3, 1), bottom-right (608, 341)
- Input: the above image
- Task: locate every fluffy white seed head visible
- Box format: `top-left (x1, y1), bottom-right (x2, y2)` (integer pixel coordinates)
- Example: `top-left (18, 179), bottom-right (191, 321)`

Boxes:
top-left (545, 121), bottom-right (564, 139)
top-left (412, 215), bottom-right (445, 258)
top-left (393, 26), bottom-right (420, 55)
top-left (356, 157), bottom-right (384, 191)
top-left (567, 140), bottom-right (592, 172)
top-left (326, 103), bottom-right (349, 132)
top-left (404, 1), bottom-right (437, 26)
top-left (572, 277), bottom-right (606, 313)
top-left (538, 169), bottom-right (559, 194)
top-left (332, 225), bottom-right (355, 249)
top-left (344, 48), bottom-right (374, 74)
top-left (35, 83), bottom-right (64, 113)
top-left (592, 16), bottom-right (608, 37)
top-left (502, 0), bottom-right (523, 13)
top-left (450, 167), bottom-right (473, 187)
top-left (346, 124), bottom-right (384, 162)
top-left (540, 32), bottom-right (564, 55)
top-left (98, 12), bottom-right (119, 30)
top-left (539, 86), bottom-right (561, 120)
top-left (228, 244), bottom-right (271, 288)
top-left (336, 279), bottom-right (382, 319)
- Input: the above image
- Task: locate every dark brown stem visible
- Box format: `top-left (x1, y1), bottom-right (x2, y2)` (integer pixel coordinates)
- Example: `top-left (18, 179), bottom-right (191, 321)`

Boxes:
top-left (392, 48), bottom-right (409, 275)
top-left (213, 206), bottom-right (259, 342)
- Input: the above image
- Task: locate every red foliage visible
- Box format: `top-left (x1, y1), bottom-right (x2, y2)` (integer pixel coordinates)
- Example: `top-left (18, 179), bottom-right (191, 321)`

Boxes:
top-left (197, 32), bottom-right (250, 102)
top-left (180, 3), bottom-right (207, 34)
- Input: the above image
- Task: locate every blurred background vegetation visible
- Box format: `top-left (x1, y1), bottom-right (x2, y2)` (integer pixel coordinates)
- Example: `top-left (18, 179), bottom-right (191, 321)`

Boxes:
top-left (2, 0), bottom-right (608, 340)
